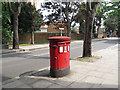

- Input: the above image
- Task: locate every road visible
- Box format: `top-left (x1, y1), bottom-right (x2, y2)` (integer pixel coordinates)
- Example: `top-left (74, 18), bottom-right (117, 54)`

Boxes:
top-left (2, 39), bottom-right (118, 82)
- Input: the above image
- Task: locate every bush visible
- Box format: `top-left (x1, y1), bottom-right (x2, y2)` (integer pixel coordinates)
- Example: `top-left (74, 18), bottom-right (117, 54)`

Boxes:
top-left (2, 27), bottom-right (13, 44)
top-left (94, 33), bottom-right (98, 38)
top-left (71, 28), bottom-right (77, 34)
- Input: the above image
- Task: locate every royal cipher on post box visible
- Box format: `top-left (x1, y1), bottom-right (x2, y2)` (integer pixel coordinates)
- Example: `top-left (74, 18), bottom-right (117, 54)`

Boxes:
top-left (48, 36), bottom-right (71, 77)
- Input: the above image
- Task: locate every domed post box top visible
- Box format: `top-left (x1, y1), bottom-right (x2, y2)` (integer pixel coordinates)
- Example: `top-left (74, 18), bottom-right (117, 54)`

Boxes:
top-left (48, 36), bottom-right (71, 41)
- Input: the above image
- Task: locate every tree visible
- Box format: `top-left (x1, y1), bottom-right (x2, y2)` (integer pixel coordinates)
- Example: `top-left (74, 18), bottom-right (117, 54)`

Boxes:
top-left (8, 1), bottom-right (21, 49)
top-left (104, 15), bottom-right (118, 34)
top-left (41, 2), bottom-right (78, 36)
top-left (31, 9), bottom-right (43, 44)
top-left (94, 2), bottom-right (106, 38)
top-left (74, 3), bottom-right (86, 34)
top-left (18, 2), bottom-right (34, 34)
top-left (18, 2), bottom-right (43, 44)
top-left (71, 27), bottom-right (77, 34)
top-left (103, 2), bottom-right (119, 37)
top-left (2, 2), bottom-right (13, 44)
top-left (83, 1), bottom-right (100, 57)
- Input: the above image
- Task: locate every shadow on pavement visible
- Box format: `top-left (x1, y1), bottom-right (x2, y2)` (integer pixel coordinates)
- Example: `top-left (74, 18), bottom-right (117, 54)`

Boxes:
top-left (2, 75), bottom-right (12, 82)
top-left (17, 69), bottom-right (118, 89)
top-left (103, 39), bottom-right (118, 44)
top-left (19, 69), bottom-right (50, 78)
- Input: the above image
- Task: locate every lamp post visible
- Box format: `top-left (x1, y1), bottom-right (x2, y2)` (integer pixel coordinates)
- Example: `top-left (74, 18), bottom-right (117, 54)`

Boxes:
top-left (59, 28), bottom-right (64, 36)
top-left (58, 23), bottom-right (64, 36)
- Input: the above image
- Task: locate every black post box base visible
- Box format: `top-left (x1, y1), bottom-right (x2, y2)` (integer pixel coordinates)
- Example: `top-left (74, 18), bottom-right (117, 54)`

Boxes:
top-left (50, 66), bottom-right (70, 77)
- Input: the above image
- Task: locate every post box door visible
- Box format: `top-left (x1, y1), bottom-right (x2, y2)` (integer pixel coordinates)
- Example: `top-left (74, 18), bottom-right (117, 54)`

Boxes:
top-left (50, 42), bottom-right (58, 69)
top-left (57, 42), bottom-right (70, 69)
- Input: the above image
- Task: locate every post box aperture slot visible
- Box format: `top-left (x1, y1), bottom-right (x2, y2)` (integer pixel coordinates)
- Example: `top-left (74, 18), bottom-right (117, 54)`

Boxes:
top-left (58, 42), bottom-right (65, 46)
top-left (50, 45), bottom-right (57, 48)
top-left (66, 41), bottom-right (70, 44)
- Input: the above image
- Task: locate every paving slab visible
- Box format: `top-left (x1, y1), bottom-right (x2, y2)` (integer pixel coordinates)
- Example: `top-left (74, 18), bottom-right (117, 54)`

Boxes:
top-left (102, 74), bottom-right (118, 82)
top-left (18, 77), bottom-right (39, 85)
top-left (17, 84), bottom-right (32, 88)
top-left (80, 75), bottom-right (104, 85)
top-left (100, 79), bottom-right (118, 88)
top-left (85, 71), bottom-right (104, 78)
top-left (3, 80), bottom-right (24, 88)
top-left (32, 80), bottom-right (53, 88)
top-left (67, 81), bottom-right (93, 88)
top-left (48, 83), bottom-right (65, 88)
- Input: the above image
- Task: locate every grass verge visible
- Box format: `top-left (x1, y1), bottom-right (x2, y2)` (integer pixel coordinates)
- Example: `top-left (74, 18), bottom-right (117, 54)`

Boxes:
top-left (9, 41), bottom-right (49, 48)
top-left (73, 56), bottom-right (101, 63)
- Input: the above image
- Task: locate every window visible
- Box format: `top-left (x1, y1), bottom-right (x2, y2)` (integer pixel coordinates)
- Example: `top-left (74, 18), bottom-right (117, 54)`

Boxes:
top-left (40, 29), bottom-right (48, 32)
top-left (36, 29), bottom-right (48, 32)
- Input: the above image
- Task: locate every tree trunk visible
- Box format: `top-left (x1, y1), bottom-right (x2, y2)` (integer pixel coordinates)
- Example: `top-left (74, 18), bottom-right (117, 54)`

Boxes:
top-left (8, 1), bottom-right (21, 49)
top-left (79, 21), bottom-right (83, 34)
top-left (83, 17), bottom-right (95, 57)
top-left (65, 2), bottom-right (71, 37)
top-left (118, 20), bottom-right (120, 37)
top-left (13, 15), bottom-right (19, 49)
top-left (118, 25), bottom-right (120, 37)
top-left (83, 10), bottom-right (92, 57)
top-left (31, 31), bottom-right (34, 44)
top-left (67, 20), bottom-right (71, 37)
top-left (83, 2), bottom-right (99, 57)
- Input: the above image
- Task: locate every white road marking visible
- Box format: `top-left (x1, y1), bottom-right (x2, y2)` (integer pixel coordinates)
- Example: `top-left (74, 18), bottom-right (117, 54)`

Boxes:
top-left (28, 52), bottom-right (49, 57)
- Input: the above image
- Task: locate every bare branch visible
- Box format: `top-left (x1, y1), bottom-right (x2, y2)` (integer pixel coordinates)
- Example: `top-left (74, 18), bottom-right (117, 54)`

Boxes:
top-left (87, 2), bottom-right (92, 13)
top-left (62, 12), bottom-right (66, 21)
top-left (75, 2), bottom-right (87, 13)
top-left (71, 3), bottom-right (79, 23)
top-left (17, 2), bottom-right (21, 15)
top-left (8, 0), bottom-right (14, 14)
top-left (92, 2), bottom-right (100, 17)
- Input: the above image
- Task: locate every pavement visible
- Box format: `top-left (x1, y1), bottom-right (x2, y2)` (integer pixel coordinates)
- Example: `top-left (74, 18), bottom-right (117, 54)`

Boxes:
top-left (2, 37), bottom-right (119, 55)
top-left (1, 44), bottom-right (49, 54)
top-left (1, 41), bottom-right (80, 54)
top-left (2, 42), bottom-right (118, 88)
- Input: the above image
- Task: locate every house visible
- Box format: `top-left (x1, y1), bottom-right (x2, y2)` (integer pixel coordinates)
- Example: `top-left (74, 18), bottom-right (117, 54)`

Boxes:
top-left (113, 29), bottom-right (117, 37)
top-left (98, 24), bottom-right (118, 38)
top-left (75, 26), bottom-right (79, 34)
top-left (35, 22), bottom-right (68, 34)
top-left (98, 24), bottom-right (105, 38)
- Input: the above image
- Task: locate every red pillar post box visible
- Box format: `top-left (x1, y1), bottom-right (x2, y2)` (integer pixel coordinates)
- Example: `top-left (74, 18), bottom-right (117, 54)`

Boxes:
top-left (48, 36), bottom-right (71, 77)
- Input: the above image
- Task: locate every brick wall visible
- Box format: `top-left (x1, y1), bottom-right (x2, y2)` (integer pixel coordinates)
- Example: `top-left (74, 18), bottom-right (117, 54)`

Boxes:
top-left (19, 33), bottom-right (84, 44)
top-left (71, 34), bottom-right (84, 40)
top-left (34, 33), bottom-right (67, 42)
top-left (19, 33), bottom-right (32, 44)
